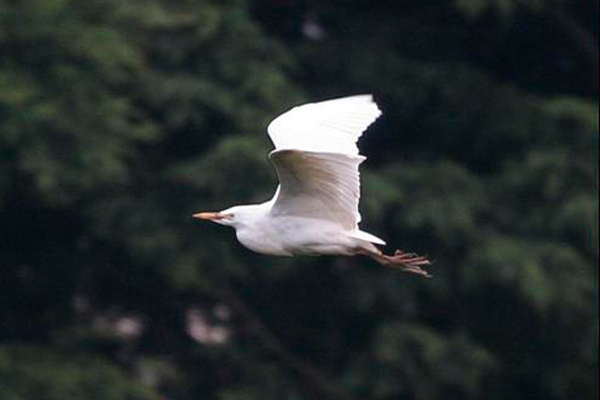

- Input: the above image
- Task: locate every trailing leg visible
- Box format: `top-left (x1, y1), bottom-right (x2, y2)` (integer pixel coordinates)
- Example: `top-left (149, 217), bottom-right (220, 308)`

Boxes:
top-left (359, 247), bottom-right (432, 278)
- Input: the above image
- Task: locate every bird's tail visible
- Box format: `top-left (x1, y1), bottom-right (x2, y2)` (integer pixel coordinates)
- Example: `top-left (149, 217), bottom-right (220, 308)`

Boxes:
top-left (351, 230), bottom-right (386, 246)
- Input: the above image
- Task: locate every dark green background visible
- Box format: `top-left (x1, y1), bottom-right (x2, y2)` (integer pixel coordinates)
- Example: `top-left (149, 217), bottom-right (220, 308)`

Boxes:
top-left (0, 0), bottom-right (597, 399)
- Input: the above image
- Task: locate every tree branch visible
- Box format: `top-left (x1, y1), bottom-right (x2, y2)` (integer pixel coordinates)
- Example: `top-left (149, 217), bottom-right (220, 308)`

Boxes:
top-left (548, 1), bottom-right (598, 73)
top-left (207, 286), bottom-right (361, 400)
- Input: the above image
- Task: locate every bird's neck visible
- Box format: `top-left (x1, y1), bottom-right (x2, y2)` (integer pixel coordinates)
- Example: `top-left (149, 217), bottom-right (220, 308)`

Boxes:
top-left (231, 203), bottom-right (269, 228)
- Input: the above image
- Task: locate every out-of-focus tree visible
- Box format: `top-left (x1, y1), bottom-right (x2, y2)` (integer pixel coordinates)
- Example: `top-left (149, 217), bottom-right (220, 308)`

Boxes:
top-left (1, 0), bottom-right (298, 397)
top-left (0, 0), bottom-right (596, 399)
top-left (0, 345), bottom-right (159, 400)
top-left (247, 2), bottom-right (597, 399)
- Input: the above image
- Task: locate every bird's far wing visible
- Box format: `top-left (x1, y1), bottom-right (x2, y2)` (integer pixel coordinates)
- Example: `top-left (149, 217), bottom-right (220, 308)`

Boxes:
top-left (267, 94), bottom-right (381, 155)
top-left (268, 150), bottom-right (364, 230)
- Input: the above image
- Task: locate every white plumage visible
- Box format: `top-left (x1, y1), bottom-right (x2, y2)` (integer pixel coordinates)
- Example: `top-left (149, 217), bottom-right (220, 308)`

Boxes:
top-left (193, 95), bottom-right (431, 277)
top-left (267, 94), bottom-right (380, 155)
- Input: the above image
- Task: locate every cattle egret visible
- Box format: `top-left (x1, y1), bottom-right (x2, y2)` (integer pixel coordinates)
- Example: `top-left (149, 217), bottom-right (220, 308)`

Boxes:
top-left (194, 95), bottom-right (431, 277)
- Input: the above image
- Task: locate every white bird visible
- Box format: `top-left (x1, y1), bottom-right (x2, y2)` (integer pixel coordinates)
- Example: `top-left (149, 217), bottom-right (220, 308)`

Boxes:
top-left (193, 95), bottom-right (431, 277)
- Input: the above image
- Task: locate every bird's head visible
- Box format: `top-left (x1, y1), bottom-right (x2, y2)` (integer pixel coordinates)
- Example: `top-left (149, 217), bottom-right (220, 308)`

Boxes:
top-left (192, 205), bottom-right (251, 228)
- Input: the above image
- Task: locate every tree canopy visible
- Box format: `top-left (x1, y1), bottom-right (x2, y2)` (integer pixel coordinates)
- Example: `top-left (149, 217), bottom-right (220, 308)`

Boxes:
top-left (0, 0), bottom-right (597, 399)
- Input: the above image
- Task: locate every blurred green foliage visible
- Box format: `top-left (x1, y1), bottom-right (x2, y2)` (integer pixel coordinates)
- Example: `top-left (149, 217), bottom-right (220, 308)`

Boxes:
top-left (0, 0), bottom-right (597, 399)
top-left (0, 345), bottom-right (159, 400)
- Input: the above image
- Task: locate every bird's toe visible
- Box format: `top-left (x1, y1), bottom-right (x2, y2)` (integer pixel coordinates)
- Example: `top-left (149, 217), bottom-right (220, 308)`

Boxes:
top-left (388, 249), bottom-right (432, 277)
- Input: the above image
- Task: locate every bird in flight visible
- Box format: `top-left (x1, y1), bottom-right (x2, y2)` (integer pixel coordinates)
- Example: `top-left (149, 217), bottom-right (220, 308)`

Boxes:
top-left (194, 95), bottom-right (431, 277)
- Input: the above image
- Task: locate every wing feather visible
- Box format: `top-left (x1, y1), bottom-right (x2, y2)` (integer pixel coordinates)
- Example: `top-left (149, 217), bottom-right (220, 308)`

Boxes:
top-left (267, 94), bottom-right (381, 155)
top-left (265, 95), bottom-right (382, 230)
top-left (268, 150), bottom-right (364, 230)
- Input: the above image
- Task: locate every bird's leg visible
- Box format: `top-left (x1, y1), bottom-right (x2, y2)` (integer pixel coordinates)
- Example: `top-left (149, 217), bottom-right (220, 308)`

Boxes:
top-left (363, 248), bottom-right (432, 278)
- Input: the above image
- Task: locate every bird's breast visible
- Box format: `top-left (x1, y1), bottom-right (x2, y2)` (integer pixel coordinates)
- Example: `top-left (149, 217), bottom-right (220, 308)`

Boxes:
top-left (234, 215), bottom-right (355, 257)
top-left (235, 226), bottom-right (292, 256)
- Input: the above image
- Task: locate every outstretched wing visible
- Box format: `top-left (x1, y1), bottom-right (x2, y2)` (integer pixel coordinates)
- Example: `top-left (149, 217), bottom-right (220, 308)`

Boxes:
top-left (267, 94), bottom-right (381, 155)
top-left (266, 95), bottom-right (381, 229)
top-left (268, 150), bottom-right (364, 230)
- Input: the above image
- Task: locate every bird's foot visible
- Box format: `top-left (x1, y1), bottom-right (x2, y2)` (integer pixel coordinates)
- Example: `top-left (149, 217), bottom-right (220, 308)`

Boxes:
top-left (385, 249), bottom-right (432, 278)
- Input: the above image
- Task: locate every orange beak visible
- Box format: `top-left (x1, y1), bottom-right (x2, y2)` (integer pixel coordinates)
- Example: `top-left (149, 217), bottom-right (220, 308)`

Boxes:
top-left (192, 212), bottom-right (228, 221)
